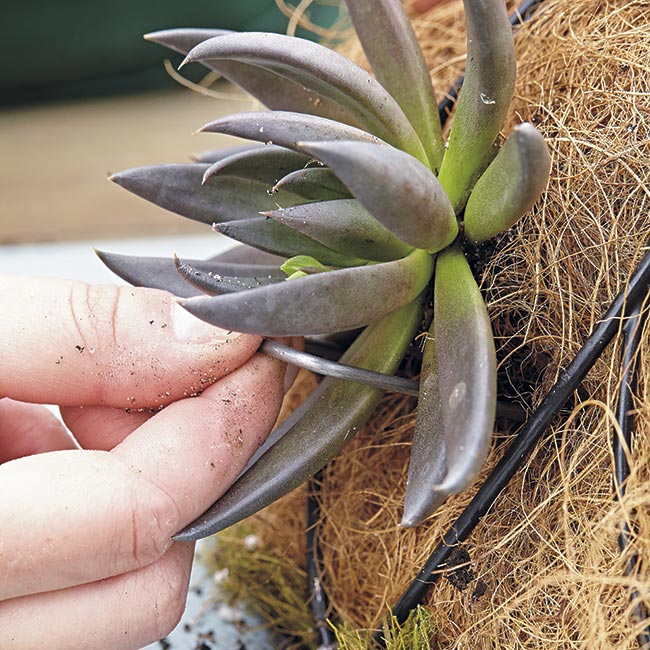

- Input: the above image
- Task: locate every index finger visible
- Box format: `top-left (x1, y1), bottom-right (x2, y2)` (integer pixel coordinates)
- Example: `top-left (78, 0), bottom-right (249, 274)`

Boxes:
top-left (0, 276), bottom-right (260, 408)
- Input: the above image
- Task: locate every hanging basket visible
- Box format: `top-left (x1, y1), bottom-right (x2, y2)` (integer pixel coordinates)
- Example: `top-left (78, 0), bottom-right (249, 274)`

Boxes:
top-left (206, 1), bottom-right (650, 647)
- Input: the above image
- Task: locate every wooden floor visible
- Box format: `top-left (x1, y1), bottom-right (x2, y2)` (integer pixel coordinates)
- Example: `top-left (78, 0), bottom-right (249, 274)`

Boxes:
top-left (0, 87), bottom-right (253, 244)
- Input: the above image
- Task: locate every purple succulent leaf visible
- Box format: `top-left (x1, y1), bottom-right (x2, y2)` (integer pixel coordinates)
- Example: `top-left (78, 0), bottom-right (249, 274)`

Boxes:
top-left (174, 298), bottom-right (423, 541)
top-left (343, 0), bottom-right (444, 171)
top-left (173, 256), bottom-right (280, 296)
top-left (298, 141), bottom-right (458, 253)
top-left (202, 145), bottom-right (311, 186)
top-left (178, 248), bottom-right (433, 336)
top-left (215, 217), bottom-right (369, 267)
top-left (207, 244), bottom-right (284, 266)
top-left (264, 199), bottom-right (413, 262)
top-left (236, 376), bottom-right (322, 480)
top-left (463, 123), bottom-right (551, 244)
top-left (199, 111), bottom-right (384, 153)
top-left (145, 27), bottom-right (231, 53)
top-left (97, 250), bottom-right (200, 297)
top-left (437, 0), bottom-right (516, 212)
top-left (96, 251), bottom-right (285, 298)
top-left (146, 28), bottom-right (358, 126)
top-left (191, 143), bottom-right (262, 164)
top-left (110, 164), bottom-right (307, 225)
top-left (184, 32), bottom-right (428, 162)
top-left (273, 167), bottom-right (352, 201)
top-left (402, 246), bottom-right (496, 527)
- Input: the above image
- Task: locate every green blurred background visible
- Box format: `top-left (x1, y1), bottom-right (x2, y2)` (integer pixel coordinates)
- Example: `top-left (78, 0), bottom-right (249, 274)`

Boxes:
top-left (1, 0), bottom-right (341, 104)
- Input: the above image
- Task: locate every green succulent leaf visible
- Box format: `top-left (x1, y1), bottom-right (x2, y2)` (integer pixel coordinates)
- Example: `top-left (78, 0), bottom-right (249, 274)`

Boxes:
top-left (280, 255), bottom-right (332, 276)
top-left (192, 143), bottom-right (262, 164)
top-left (174, 298), bottom-right (423, 540)
top-left (199, 111), bottom-right (384, 152)
top-left (202, 145), bottom-right (311, 186)
top-left (146, 29), bottom-right (357, 127)
top-left (110, 164), bottom-right (307, 225)
top-left (343, 0), bottom-right (444, 171)
top-left (298, 141), bottom-right (457, 253)
top-left (264, 199), bottom-right (413, 262)
top-left (95, 251), bottom-right (284, 298)
top-left (272, 167), bottom-right (352, 201)
top-left (463, 123), bottom-right (551, 244)
top-left (215, 217), bottom-right (369, 267)
top-left (178, 248), bottom-right (433, 336)
top-left (184, 32), bottom-right (428, 162)
top-left (437, 0), bottom-right (516, 213)
top-left (402, 246), bottom-right (496, 527)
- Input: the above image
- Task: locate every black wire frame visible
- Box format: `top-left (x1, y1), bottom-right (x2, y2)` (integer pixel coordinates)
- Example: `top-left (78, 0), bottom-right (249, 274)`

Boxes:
top-left (370, 251), bottom-right (650, 646)
top-left (305, 255), bottom-right (650, 648)
top-left (615, 298), bottom-right (650, 648)
top-left (306, 471), bottom-right (338, 650)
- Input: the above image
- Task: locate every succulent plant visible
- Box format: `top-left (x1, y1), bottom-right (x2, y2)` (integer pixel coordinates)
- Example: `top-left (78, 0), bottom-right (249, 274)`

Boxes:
top-left (101, 0), bottom-right (551, 539)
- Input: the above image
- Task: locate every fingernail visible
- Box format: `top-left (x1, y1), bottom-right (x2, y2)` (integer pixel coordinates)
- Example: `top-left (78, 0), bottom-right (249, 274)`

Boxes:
top-left (171, 302), bottom-right (230, 344)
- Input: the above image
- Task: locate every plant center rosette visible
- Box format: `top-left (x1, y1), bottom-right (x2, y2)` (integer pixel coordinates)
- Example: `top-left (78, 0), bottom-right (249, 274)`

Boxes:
top-left (100, 0), bottom-right (550, 539)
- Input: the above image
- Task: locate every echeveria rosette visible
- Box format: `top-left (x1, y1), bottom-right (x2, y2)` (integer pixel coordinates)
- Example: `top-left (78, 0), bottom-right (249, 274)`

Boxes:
top-left (103, 0), bottom-right (551, 538)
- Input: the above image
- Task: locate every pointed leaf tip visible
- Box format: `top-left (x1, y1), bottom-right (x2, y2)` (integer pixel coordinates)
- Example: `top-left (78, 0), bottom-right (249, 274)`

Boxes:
top-left (273, 167), bottom-right (352, 201)
top-left (199, 111), bottom-right (384, 153)
top-left (201, 145), bottom-right (310, 187)
top-left (215, 216), bottom-right (368, 268)
top-left (143, 28), bottom-right (356, 125)
top-left (265, 199), bottom-right (413, 262)
top-left (97, 251), bottom-right (284, 298)
top-left (110, 163), bottom-right (307, 225)
top-left (174, 256), bottom-right (280, 296)
top-left (144, 28), bottom-right (231, 50)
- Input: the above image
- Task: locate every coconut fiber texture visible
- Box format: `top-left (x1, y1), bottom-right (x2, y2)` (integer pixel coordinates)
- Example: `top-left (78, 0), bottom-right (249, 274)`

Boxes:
top-left (207, 0), bottom-right (650, 647)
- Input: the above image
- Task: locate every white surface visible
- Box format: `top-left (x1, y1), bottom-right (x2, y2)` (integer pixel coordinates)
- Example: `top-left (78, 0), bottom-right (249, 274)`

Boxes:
top-left (0, 235), bottom-right (233, 282)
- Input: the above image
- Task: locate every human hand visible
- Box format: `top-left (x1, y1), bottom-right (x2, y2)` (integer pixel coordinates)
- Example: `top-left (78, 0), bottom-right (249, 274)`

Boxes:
top-left (0, 275), bottom-right (288, 649)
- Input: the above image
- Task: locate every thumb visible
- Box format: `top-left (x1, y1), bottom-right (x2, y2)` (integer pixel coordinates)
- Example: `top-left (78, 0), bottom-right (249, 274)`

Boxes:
top-left (0, 275), bottom-right (261, 408)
